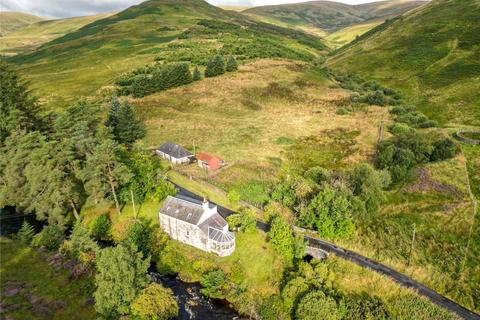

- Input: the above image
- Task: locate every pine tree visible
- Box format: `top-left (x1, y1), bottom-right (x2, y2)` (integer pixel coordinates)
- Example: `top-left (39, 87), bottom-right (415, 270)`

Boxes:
top-left (106, 96), bottom-right (121, 128)
top-left (18, 221), bottom-right (35, 245)
top-left (205, 55), bottom-right (225, 78)
top-left (226, 55), bottom-right (238, 72)
top-left (0, 61), bottom-right (43, 146)
top-left (115, 101), bottom-right (145, 146)
top-left (82, 136), bottom-right (132, 214)
top-left (193, 66), bottom-right (202, 81)
top-left (106, 98), bottom-right (145, 147)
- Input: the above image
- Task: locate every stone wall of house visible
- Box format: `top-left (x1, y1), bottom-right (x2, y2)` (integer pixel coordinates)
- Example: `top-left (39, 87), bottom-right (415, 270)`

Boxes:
top-left (159, 213), bottom-right (208, 251)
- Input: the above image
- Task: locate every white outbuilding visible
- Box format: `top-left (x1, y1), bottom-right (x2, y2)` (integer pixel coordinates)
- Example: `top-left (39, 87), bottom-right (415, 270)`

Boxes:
top-left (156, 141), bottom-right (194, 164)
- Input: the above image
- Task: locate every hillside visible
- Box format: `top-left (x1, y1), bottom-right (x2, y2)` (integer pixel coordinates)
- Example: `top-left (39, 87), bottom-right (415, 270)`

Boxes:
top-left (243, 0), bottom-right (427, 36)
top-left (0, 12), bottom-right (44, 36)
top-left (10, 0), bottom-right (327, 105)
top-left (328, 0), bottom-right (480, 127)
top-left (0, 13), bottom-right (112, 56)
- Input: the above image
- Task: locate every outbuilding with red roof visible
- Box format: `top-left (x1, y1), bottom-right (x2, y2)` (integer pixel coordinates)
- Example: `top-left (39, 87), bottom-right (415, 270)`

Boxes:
top-left (197, 152), bottom-right (225, 170)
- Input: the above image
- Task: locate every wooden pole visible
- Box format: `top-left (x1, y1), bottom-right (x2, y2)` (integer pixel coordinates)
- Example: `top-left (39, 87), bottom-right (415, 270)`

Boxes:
top-left (378, 120), bottom-right (384, 144)
top-left (408, 223), bottom-right (416, 266)
top-left (193, 139), bottom-right (196, 156)
top-left (131, 189), bottom-right (137, 219)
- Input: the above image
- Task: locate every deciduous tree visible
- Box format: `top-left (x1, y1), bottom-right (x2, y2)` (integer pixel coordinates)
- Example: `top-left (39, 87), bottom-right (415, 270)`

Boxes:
top-left (94, 243), bottom-right (150, 318)
top-left (130, 283), bottom-right (178, 320)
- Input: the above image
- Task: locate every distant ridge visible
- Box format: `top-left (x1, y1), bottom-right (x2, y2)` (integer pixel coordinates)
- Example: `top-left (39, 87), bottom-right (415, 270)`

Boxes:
top-left (243, 0), bottom-right (427, 33)
top-left (0, 12), bottom-right (44, 35)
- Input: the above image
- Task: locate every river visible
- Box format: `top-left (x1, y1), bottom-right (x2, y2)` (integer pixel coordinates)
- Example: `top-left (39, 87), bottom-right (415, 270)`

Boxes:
top-left (0, 207), bottom-right (240, 320)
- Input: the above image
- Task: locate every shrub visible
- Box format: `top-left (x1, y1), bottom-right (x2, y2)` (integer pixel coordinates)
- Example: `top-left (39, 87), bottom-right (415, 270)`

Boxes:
top-left (336, 107), bottom-right (349, 115)
top-left (387, 123), bottom-right (415, 136)
top-left (32, 224), bottom-right (64, 251)
top-left (130, 283), bottom-right (178, 320)
top-left (268, 216), bottom-right (305, 263)
top-left (340, 294), bottom-right (389, 319)
top-left (431, 138), bottom-right (457, 161)
top-left (192, 66), bottom-right (202, 81)
top-left (91, 214), bottom-right (112, 241)
top-left (226, 55), bottom-right (238, 72)
top-left (282, 276), bottom-right (310, 314)
top-left (17, 221), bottom-right (35, 245)
top-left (257, 295), bottom-right (286, 320)
top-left (366, 90), bottom-right (386, 106)
top-left (61, 221), bottom-right (99, 264)
top-left (205, 55), bottom-right (225, 77)
top-left (296, 290), bottom-right (340, 320)
top-left (226, 208), bottom-right (256, 233)
top-left (200, 269), bottom-right (229, 299)
top-left (299, 185), bottom-right (355, 239)
top-left (126, 220), bottom-right (153, 258)
top-left (227, 189), bottom-right (241, 205)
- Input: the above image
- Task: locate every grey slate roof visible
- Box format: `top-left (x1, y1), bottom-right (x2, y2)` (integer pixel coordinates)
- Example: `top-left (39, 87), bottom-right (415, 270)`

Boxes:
top-left (157, 141), bottom-right (193, 159)
top-left (160, 196), bottom-right (204, 225)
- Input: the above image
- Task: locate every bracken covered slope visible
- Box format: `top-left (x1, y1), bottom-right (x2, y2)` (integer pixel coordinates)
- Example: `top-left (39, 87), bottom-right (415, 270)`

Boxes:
top-left (328, 0), bottom-right (480, 127)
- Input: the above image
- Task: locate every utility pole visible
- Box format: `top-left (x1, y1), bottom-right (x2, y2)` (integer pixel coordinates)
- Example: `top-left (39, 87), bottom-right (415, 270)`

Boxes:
top-left (131, 189), bottom-right (137, 219)
top-left (378, 120), bottom-right (384, 144)
top-left (408, 223), bottom-right (416, 266)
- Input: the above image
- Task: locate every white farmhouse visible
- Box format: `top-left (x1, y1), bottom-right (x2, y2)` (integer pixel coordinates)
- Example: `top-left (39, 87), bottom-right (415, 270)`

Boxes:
top-left (156, 141), bottom-right (194, 164)
top-left (158, 196), bottom-right (235, 256)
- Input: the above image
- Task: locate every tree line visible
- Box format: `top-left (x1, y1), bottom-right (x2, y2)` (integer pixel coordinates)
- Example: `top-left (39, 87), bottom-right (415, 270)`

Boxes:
top-left (116, 54), bottom-right (238, 98)
top-left (0, 61), bottom-right (174, 225)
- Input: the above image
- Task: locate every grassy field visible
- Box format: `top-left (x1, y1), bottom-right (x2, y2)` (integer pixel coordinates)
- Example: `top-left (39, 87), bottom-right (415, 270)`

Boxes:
top-left (328, 256), bottom-right (459, 319)
top-left (0, 237), bottom-right (95, 319)
top-left (328, 0), bottom-right (480, 128)
top-left (131, 59), bottom-right (388, 204)
top-left (0, 13), bottom-right (112, 56)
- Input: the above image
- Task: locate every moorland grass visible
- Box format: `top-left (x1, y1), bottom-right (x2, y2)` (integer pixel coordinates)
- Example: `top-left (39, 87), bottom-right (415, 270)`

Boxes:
top-left (0, 237), bottom-right (96, 320)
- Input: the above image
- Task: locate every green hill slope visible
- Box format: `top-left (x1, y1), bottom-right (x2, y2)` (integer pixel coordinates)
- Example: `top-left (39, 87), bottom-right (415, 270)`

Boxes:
top-left (0, 12), bottom-right (44, 35)
top-left (328, 0), bottom-right (480, 127)
top-left (0, 13), bottom-right (112, 56)
top-left (243, 0), bottom-right (427, 35)
top-left (11, 0), bottom-right (326, 104)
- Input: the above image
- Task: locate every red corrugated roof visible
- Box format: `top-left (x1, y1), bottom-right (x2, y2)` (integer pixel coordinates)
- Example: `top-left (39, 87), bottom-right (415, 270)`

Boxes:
top-left (197, 152), bottom-right (223, 162)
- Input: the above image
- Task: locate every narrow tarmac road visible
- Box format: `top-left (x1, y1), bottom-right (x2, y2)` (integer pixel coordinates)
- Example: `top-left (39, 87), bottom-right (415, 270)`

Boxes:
top-left (171, 181), bottom-right (480, 319)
